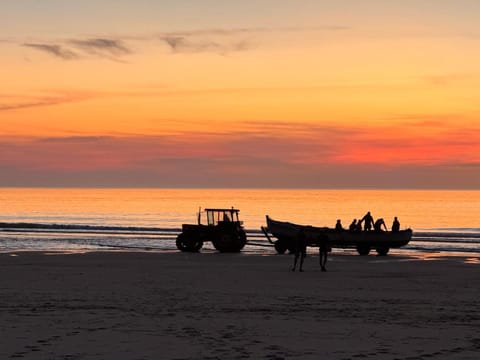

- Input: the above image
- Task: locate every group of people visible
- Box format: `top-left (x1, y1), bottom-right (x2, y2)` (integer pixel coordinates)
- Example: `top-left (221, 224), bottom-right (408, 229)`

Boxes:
top-left (336, 212), bottom-right (400, 233)
top-left (291, 212), bottom-right (401, 272)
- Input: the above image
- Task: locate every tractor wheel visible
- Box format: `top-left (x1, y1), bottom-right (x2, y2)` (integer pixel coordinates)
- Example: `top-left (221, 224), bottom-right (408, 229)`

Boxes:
top-left (212, 231), bottom-right (246, 252)
top-left (274, 240), bottom-right (288, 254)
top-left (176, 233), bottom-right (189, 251)
top-left (356, 245), bottom-right (371, 256)
top-left (376, 247), bottom-right (389, 256)
top-left (176, 233), bottom-right (203, 252)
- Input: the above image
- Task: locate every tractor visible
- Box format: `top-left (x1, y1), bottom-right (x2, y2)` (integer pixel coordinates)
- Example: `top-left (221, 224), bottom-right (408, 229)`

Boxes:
top-left (176, 208), bottom-right (247, 252)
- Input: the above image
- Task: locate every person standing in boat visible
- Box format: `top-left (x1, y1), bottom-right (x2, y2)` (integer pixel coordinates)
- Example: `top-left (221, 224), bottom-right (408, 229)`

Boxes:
top-left (361, 211), bottom-right (375, 231)
top-left (349, 219), bottom-right (359, 231)
top-left (391, 217), bottom-right (400, 232)
top-left (374, 218), bottom-right (387, 232)
top-left (292, 228), bottom-right (307, 272)
top-left (335, 219), bottom-right (344, 231)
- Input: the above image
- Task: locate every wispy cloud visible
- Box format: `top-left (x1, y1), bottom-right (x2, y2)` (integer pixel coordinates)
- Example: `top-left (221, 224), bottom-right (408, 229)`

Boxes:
top-left (38, 136), bottom-right (108, 143)
top-left (157, 26), bottom-right (348, 54)
top-left (69, 38), bottom-right (131, 60)
top-left (21, 37), bottom-right (132, 62)
top-left (22, 43), bottom-right (79, 60)
top-left (19, 25), bottom-right (349, 60)
top-left (160, 35), bottom-right (250, 54)
top-left (163, 26), bottom-right (349, 37)
top-left (0, 91), bottom-right (96, 111)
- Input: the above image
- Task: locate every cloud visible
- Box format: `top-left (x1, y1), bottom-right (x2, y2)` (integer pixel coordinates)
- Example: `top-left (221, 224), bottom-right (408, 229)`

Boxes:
top-left (1, 131), bottom-right (478, 189)
top-left (163, 26), bottom-right (349, 37)
top-left (22, 43), bottom-right (79, 60)
top-left (157, 25), bottom-right (348, 54)
top-left (21, 38), bottom-right (131, 62)
top-left (160, 35), bottom-right (250, 54)
top-left (38, 136), bottom-right (108, 143)
top-left (69, 38), bottom-right (131, 59)
top-left (5, 120), bottom-right (476, 170)
top-left (0, 91), bottom-right (97, 111)
top-left (19, 25), bottom-right (349, 60)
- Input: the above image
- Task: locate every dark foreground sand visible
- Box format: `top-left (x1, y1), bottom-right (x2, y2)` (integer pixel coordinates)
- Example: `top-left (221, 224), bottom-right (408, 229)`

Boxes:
top-left (0, 251), bottom-right (479, 360)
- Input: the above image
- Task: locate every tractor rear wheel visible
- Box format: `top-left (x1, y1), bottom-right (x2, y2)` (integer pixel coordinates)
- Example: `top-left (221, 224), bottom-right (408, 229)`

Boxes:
top-left (212, 231), bottom-right (246, 252)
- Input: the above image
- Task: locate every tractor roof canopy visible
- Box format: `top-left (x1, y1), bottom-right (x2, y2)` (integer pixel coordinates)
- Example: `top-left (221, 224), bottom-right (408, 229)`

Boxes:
top-left (202, 208), bottom-right (241, 226)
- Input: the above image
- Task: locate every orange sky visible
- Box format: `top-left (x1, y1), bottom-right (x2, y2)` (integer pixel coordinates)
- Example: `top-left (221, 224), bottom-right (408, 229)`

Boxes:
top-left (1, 1), bottom-right (479, 188)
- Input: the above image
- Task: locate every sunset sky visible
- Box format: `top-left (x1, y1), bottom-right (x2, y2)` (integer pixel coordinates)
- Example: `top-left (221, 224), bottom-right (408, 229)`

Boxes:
top-left (1, 0), bottom-right (479, 188)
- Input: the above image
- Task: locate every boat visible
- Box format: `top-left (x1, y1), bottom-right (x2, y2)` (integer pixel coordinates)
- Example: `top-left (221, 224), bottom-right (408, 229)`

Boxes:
top-left (262, 215), bottom-right (412, 255)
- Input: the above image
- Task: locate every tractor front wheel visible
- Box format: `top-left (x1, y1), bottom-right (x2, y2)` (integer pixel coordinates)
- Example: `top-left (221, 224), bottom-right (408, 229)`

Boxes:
top-left (176, 233), bottom-right (203, 252)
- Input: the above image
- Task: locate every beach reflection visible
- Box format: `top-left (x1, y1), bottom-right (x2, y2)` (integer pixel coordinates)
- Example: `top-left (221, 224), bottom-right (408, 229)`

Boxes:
top-left (398, 251), bottom-right (480, 264)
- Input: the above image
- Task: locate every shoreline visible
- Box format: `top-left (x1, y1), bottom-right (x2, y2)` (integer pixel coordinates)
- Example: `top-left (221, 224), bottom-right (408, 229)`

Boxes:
top-left (2, 247), bottom-right (480, 263)
top-left (1, 251), bottom-right (479, 359)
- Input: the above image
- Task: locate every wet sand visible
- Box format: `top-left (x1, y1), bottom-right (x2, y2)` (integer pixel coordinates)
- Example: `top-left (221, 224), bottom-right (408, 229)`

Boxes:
top-left (0, 251), bottom-right (479, 359)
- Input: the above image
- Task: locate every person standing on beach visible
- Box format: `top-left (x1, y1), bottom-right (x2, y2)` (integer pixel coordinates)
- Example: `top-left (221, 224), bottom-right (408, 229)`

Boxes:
top-left (292, 229), bottom-right (307, 272)
top-left (318, 236), bottom-right (329, 272)
top-left (361, 211), bottom-right (375, 231)
top-left (392, 217), bottom-right (400, 232)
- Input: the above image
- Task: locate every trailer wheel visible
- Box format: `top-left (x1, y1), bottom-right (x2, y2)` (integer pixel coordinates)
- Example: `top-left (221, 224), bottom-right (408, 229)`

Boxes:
top-left (376, 247), bottom-right (389, 256)
top-left (287, 239), bottom-right (297, 254)
top-left (356, 245), bottom-right (371, 256)
top-left (274, 240), bottom-right (288, 254)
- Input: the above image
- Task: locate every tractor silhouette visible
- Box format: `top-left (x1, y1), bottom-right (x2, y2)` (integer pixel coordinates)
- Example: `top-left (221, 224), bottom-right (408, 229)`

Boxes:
top-left (176, 208), bottom-right (247, 252)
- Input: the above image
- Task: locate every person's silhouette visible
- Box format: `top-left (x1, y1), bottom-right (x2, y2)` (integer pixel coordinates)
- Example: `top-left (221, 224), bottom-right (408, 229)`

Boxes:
top-left (391, 217), bottom-right (400, 232)
top-left (361, 211), bottom-right (374, 231)
top-left (292, 229), bottom-right (307, 272)
top-left (318, 236), bottom-right (329, 272)
top-left (374, 218), bottom-right (387, 232)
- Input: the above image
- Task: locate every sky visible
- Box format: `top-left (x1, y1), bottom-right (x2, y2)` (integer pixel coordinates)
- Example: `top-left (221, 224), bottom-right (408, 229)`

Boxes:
top-left (1, 0), bottom-right (479, 189)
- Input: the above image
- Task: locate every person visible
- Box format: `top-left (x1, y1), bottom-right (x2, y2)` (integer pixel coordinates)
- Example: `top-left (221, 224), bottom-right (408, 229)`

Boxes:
top-left (318, 236), bottom-right (329, 272)
top-left (361, 211), bottom-right (375, 231)
top-left (349, 219), bottom-right (358, 231)
top-left (392, 217), bottom-right (400, 232)
top-left (292, 229), bottom-right (307, 272)
top-left (335, 219), bottom-right (343, 231)
top-left (374, 218), bottom-right (387, 232)
top-left (356, 222), bottom-right (363, 231)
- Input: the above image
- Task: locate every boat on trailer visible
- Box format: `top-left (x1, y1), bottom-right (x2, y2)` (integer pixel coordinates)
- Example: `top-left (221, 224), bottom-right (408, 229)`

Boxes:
top-left (262, 215), bottom-right (412, 255)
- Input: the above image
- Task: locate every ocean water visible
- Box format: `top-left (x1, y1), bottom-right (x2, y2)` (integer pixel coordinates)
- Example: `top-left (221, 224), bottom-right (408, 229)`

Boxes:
top-left (0, 188), bottom-right (479, 255)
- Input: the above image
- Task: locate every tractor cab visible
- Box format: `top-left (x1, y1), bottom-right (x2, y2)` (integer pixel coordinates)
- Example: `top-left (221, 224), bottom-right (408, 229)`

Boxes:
top-left (203, 208), bottom-right (243, 226)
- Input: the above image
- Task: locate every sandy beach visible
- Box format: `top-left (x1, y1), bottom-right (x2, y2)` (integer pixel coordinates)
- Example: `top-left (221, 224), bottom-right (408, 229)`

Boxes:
top-left (0, 251), bottom-right (479, 360)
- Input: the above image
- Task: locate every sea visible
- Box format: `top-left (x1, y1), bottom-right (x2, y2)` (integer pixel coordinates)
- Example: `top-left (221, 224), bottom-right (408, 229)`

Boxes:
top-left (1, 188), bottom-right (479, 257)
